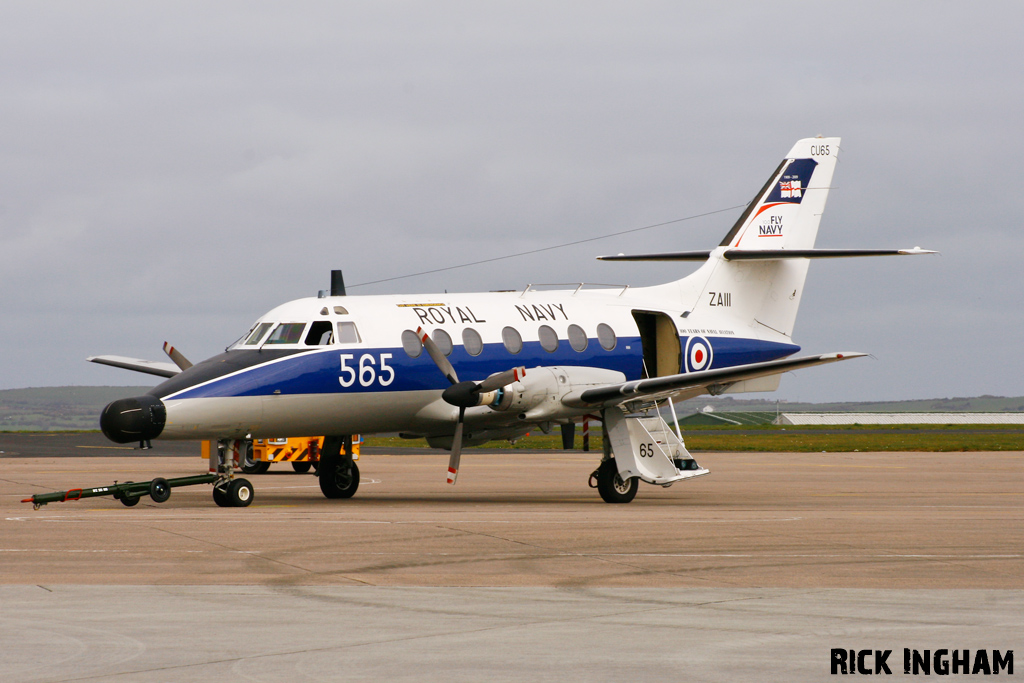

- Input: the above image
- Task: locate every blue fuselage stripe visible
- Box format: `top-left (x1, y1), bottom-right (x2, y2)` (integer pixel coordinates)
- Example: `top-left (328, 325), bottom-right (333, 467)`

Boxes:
top-left (165, 336), bottom-right (799, 400)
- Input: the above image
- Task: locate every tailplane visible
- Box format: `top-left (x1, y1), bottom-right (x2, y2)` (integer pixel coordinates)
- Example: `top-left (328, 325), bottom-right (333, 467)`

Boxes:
top-left (599, 137), bottom-right (934, 339)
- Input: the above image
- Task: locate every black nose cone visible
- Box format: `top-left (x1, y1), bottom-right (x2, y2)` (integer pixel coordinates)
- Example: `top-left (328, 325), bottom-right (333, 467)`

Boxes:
top-left (100, 395), bottom-right (166, 444)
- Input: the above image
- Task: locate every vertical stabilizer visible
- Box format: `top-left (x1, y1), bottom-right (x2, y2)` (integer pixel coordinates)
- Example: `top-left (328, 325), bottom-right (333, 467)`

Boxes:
top-left (720, 137), bottom-right (839, 250)
top-left (695, 137), bottom-right (840, 338)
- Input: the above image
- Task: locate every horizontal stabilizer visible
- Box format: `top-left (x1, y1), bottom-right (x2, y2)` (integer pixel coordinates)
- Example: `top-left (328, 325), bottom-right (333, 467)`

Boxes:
top-left (570, 352), bottom-right (866, 407)
top-left (598, 247), bottom-right (936, 262)
top-left (87, 355), bottom-right (181, 378)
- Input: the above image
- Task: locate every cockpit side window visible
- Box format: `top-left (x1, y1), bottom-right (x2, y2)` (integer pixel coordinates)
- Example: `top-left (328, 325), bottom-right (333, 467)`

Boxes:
top-left (336, 321), bottom-right (361, 344)
top-left (264, 323), bottom-right (307, 345)
top-left (305, 320), bottom-right (334, 346)
top-left (244, 322), bottom-right (274, 346)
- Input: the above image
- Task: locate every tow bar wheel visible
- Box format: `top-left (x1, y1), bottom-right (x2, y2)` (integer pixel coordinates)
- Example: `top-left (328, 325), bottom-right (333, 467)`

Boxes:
top-left (118, 482), bottom-right (140, 507)
top-left (149, 477), bottom-right (171, 503)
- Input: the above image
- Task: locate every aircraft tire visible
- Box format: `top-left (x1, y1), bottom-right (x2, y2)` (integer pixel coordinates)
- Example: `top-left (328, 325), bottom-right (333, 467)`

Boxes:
top-left (319, 461), bottom-right (359, 499)
top-left (213, 485), bottom-right (230, 507)
top-left (227, 479), bottom-right (254, 507)
top-left (291, 461), bottom-right (312, 474)
top-left (149, 477), bottom-right (171, 503)
top-left (596, 460), bottom-right (638, 504)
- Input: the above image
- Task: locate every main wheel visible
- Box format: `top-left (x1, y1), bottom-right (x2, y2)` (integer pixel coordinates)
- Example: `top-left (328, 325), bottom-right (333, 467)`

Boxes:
top-left (596, 459), bottom-right (638, 504)
top-left (319, 461), bottom-right (359, 499)
top-left (291, 461), bottom-right (312, 474)
top-left (149, 477), bottom-right (171, 503)
top-left (226, 478), bottom-right (254, 507)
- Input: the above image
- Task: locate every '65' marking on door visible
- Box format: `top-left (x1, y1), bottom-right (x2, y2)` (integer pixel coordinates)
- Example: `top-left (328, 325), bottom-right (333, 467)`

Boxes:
top-left (339, 353), bottom-right (395, 388)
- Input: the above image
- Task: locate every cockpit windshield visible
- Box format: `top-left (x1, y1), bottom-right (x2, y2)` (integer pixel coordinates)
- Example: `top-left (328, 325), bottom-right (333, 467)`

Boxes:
top-left (243, 322), bottom-right (274, 346)
top-left (231, 313), bottom-right (363, 350)
top-left (264, 323), bottom-right (307, 345)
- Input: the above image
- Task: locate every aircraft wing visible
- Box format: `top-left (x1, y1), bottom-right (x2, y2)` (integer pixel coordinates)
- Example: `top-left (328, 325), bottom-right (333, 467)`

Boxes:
top-left (568, 352), bottom-right (866, 408)
top-left (86, 355), bottom-right (181, 378)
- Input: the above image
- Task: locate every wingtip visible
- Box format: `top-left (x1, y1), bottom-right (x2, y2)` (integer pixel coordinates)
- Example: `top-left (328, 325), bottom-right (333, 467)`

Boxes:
top-left (828, 352), bottom-right (868, 360)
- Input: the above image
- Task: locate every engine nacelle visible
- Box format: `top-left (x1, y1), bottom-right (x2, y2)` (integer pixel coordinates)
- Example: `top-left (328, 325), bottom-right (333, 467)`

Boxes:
top-left (489, 366), bottom-right (626, 422)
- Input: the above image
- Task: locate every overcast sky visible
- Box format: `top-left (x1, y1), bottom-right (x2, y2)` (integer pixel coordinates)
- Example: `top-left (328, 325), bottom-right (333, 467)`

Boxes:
top-left (1, 2), bottom-right (1021, 402)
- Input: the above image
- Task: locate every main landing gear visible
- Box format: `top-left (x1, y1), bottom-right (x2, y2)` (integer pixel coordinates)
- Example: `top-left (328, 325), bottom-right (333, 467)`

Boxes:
top-left (587, 408), bottom-right (711, 504)
top-left (318, 435), bottom-right (360, 499)
top-left (591, 459), bottom-right (638, 504)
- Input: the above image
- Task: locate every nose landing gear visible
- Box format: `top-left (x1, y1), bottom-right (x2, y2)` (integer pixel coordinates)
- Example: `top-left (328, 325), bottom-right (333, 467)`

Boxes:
top-left (213, 478), bottom-right (254, 507)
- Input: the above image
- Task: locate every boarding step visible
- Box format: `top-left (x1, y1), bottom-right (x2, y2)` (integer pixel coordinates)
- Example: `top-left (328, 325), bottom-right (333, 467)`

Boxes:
top-left (604, 409), bottom-right (710, 486)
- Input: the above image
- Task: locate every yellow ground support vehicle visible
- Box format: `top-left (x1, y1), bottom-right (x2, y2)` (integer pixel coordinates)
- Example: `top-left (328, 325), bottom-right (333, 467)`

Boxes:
top-left (202, 437), bottom-right (361, 474)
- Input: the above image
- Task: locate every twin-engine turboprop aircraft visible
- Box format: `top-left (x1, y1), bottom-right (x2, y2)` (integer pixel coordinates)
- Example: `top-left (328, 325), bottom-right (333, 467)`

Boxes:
top-left (91, 137), bottom-right (933, 505)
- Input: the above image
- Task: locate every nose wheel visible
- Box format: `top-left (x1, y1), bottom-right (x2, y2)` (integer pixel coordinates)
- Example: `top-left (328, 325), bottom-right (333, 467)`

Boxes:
top-left (213, 478), bottom-right (254, 507)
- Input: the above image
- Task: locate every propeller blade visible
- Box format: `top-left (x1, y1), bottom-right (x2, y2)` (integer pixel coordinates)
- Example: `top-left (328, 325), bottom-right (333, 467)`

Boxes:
top-left (162, 342), bottom-right (193, 371)
top-left (416, 327), bottom-right (459, 385)
top-left (477, 366), bottom-right (526, 393)
top-left (447, 407), bottom-right (465, 484)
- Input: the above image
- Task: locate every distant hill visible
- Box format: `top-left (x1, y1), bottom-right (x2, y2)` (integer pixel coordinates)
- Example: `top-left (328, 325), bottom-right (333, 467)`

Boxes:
top-left (2, 386), bottom-right (1023, 431)
top-left (0, 387), bottom-right (153, 431)
top-left (674, 394), bottom-right (1024, 413)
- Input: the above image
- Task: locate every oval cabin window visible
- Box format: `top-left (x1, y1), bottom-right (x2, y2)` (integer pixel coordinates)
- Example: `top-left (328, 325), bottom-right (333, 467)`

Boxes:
top-left (401, 329), bottom-right (422, 358)
top-left (432, 329), bottom-right (453, 356)
top-left (567, 324), bottom-right (588, 352)
top-left (463, 328), bottom-right (483, 356)
top-left (596, 323), bottom-right (617, 351)
top-left (538, 325), bottom-right (559, 353)
top-left (502, 326), bottom-right (523, 354)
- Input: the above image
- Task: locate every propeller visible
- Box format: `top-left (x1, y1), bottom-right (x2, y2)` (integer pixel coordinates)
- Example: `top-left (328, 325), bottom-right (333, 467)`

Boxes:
top-left (162, 342), bottom-right (193, 371)
top-left (416, 327), bottom-right (525, 484)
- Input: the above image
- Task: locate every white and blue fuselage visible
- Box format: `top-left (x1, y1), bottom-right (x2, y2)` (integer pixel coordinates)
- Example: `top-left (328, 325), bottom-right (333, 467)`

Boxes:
top-left (151, 285), bottom-right (800, 442)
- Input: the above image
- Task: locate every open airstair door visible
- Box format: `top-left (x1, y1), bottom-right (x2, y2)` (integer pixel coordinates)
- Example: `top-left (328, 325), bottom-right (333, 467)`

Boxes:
top-left (631, 311), bottom-right (681, 378)
top-left (603, 408), bottom-right (709, 486)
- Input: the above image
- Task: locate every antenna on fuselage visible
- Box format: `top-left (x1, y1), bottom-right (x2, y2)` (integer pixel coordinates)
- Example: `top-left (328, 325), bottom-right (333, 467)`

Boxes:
top-left (331, 270), bottom-right (346, 296)
top-left (319, 270), bottom-right (348, 298)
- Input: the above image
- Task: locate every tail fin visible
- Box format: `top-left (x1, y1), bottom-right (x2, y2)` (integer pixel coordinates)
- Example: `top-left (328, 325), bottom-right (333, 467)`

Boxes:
top-left (694, 137), bottom-right (840, 338)
top-left (719, 137), bottom-right (839, 250)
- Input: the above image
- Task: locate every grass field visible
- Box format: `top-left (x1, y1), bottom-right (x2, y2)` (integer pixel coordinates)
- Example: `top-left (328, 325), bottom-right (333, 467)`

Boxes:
top-left (365, 424), bottom-right (1024, 452)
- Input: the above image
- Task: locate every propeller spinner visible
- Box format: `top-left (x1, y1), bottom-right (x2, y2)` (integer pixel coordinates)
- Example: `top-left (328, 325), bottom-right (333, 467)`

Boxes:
top-left (415, 327), bottom-right (525, 484)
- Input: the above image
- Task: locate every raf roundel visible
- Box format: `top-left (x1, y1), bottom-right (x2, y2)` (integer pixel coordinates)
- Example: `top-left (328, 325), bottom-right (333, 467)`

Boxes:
top-left (685, 336), bottom-right (713, 373)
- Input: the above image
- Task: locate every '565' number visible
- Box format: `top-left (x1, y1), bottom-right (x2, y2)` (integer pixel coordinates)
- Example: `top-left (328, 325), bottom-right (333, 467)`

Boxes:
top-left (339, 353), bottom-right (395, 388)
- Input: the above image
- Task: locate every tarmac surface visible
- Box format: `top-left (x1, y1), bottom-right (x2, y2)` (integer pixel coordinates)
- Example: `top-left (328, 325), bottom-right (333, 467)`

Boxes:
top-left (1, 432), bottom-right (1021, 681)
